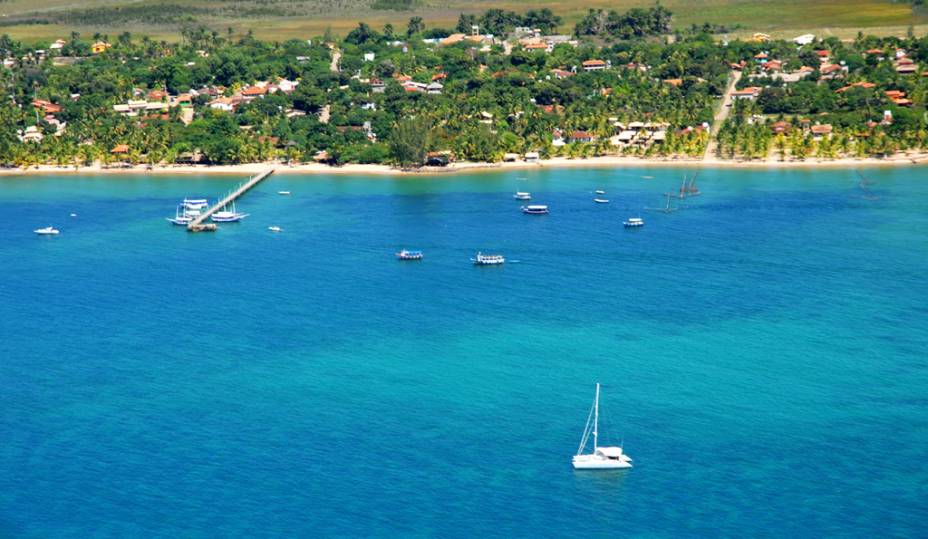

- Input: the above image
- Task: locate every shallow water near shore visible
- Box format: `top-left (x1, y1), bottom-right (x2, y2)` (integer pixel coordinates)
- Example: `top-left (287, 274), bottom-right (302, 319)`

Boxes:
top-left (1, 166), bottom-right (927, 537)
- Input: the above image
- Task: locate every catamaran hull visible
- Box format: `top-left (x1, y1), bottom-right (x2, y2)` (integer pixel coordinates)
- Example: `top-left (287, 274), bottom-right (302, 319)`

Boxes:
top-left (572, 456), bottom-right (633, 470)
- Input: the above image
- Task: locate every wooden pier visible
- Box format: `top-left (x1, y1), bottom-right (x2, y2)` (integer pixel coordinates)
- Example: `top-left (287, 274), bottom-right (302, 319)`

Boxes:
top-left (187, 168), bottom-right (275, 232)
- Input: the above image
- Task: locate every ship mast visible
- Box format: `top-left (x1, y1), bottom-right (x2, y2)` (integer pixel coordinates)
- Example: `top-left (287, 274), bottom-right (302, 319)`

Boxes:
top-left (593, 383), bottom-right (600, 450)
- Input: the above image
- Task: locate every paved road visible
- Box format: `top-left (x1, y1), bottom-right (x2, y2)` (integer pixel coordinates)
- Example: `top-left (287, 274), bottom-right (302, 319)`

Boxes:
top-left (703, 70), bottom-right (742, 160)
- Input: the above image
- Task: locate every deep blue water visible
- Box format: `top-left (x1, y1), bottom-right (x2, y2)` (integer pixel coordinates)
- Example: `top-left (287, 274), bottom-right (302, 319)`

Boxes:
top-left (1, 166), bottom-right (927, 537)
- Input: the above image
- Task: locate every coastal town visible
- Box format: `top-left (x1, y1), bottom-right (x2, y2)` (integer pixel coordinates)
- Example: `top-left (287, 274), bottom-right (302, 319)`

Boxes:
top-left (2, 6), bottom-right (928, 171)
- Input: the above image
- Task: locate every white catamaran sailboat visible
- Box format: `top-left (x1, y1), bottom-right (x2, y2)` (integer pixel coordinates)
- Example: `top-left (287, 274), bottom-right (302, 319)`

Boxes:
top-left (572, 383), bottom-right (633, 470)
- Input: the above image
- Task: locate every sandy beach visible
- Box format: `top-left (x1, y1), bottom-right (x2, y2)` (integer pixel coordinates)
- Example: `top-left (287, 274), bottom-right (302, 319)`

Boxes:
top-left (1, 153), bottom-right (926, 177)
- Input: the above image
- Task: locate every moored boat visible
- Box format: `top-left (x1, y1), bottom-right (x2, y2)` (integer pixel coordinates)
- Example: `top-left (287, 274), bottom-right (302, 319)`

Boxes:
top-left (396, 249), bottom-right (423, 260)
top-left (278, 191), bottom-right (291, 196)
top-left (623, 217), bottom-right (644, 228)
top-left (210, 201), bottom-right (248, 223)
top-left (521, 204), bottom-right (549, 214)
top-left (595, 189), bottom-right (606, 195)
top-left (268, 226), bottom-right (282, 232)
top-left (514, 191), bottom-right (531, 201)
top-left (472, 252), bottom-right (505, 265)
top-left (34, 226), bottom-right (59, 235)
top-left (183, 198), bottom-right (209, 210)
top-left (572, 383), bottom-right (633, 470)
top-left (166, 204), bottom-right (194, 226)
top-left (594, 198), bottom-right (609, 204)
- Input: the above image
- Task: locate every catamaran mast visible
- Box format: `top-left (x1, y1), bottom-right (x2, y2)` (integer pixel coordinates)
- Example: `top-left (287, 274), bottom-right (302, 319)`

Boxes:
top-left (593, 382), bottom-right (600, 450)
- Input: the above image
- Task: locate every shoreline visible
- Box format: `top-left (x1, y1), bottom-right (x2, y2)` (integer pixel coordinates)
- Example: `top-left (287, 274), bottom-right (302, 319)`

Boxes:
top-left (1, 153), bottom-right (926, 177)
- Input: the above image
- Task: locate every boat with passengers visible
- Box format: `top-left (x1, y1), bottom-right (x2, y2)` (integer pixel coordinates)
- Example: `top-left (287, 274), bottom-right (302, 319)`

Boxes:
top-left (472, 252), bottom-right (505, 265)
top-left (396, 249), bottom-right (424, 260)
top-left (521, 204), bottom-right (549, 215)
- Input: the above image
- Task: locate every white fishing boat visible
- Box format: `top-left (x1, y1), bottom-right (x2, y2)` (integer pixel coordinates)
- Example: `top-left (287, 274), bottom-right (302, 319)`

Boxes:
top-left (183, 198), bottom-right (209, 210)
top-left (396, 249), bottom-right (423, 260)
top-left (572, 383), bottom-right (632, 470)
top-left (595, 189), bottom-right (606, 195)
top-left (623, 217), bottom-right (644, 228)
top-left (278, 191), bottom-right (291, 196)
top-left (521, 204), bottom-right (549, 214)
top-left (594, 198), bottom-right (610, 204)
top-left (69, 213), bottom-right (77, 217)
top-left (472, 252), bottom-right (505, 265)
top-left (514, 191), bottom-right (531, 201)
top-left (268, 226), bottom-right (282, 232)
top-left (210, 201), bottom-right (249, 223)
top-left (166, 205), bottom-right (194, 226)
top-left (34, 226), bottom-right (59, 235)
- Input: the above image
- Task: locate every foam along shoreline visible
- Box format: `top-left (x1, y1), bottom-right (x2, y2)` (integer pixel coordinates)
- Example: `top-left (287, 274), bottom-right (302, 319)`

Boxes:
top-left (1, 153), bottom-right (927, 177)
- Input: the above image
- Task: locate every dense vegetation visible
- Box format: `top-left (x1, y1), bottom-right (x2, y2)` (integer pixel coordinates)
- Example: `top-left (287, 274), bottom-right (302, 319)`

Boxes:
top-left (2, 5), bottom-right (928, 169)
top-left (574, 6), bottom-right (673, 40)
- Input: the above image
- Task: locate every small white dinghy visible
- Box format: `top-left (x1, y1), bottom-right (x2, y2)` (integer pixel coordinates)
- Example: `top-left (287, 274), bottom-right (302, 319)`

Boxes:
top-left (595, 189), bottom-right (606, 195)
top-left (268, 226), bottom-right (282, 232)
top-left (34, 226), bottom-right (60, 235)
top-left (594, 198), bottom-right (610, 204)
top-left (278, 191), bottom-right (291, 196)
top-left (572, 383), bottom-right (632, 470)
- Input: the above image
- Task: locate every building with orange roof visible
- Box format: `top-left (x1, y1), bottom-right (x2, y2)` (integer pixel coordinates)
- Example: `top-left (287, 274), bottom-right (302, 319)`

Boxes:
top-left (582, 59), bottom-right (607, 71)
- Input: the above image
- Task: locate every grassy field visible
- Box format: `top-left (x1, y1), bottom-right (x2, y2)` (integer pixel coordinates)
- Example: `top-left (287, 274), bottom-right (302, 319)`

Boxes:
top-left (0, 0), bottom-right (925, 42)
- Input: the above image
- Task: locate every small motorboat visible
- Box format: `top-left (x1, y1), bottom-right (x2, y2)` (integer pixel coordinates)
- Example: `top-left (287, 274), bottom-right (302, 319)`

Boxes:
top-left (69, 213), bottom-right (77, 217)
top-left (278, 191), bottom-right (291, 196)
top-left (472, 252), bottom-right (505, 265)
top-left (396, 249), bottom-right (423, 260)
top-left (268, 226), bottom-right (282, 233)
top-left (522, 205), bottom-right (549, 215)
top-left (514, 191), bottom-right (531, 201)
top-left (595, 189), bottom-right (606, 195)
top-left (623, 217), bottom-right (644, 228)
top-left (34, 226), bottom-right (59, 235)
top-left (594, 198), bottom-right (610, 204)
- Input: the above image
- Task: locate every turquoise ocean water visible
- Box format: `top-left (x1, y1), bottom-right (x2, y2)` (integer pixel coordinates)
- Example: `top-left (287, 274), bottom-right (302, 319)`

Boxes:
top-left (1, 166), bottom-right (926, 537)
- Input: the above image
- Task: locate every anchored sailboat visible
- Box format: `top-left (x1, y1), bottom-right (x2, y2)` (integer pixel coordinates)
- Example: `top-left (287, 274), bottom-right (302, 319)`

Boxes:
top-left (572, 383), bottom-right (632, 470)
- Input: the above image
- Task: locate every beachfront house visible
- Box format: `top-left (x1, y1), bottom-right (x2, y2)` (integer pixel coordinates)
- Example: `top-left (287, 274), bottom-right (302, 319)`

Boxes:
top-left (810, 124), bottom-right (833, 140)
top-left (19, 125), bottom-right (43, 143)
top-left (570, 131), bottom-right (596, 143)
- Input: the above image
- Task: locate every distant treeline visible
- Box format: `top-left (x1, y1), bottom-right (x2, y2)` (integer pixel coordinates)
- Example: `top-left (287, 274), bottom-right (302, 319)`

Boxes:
top-left (574, 5), bottom-right (673, 40)
top-left (453, 9), bottom-right (563, 36)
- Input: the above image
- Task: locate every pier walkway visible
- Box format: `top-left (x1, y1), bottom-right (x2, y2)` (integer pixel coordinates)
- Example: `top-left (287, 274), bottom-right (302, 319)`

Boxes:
top-left (187, 168), bottom-right (275, 232)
